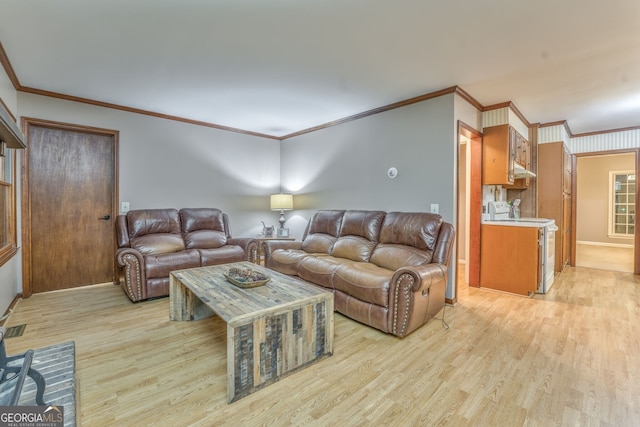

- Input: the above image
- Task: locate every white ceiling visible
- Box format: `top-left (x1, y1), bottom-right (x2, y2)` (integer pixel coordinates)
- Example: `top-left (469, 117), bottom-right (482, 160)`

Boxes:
top-left (1, 0), bottom-right (640, 138)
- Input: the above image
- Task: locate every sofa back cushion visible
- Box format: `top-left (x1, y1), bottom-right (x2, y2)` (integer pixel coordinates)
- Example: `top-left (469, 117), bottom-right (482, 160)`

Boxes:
top-left (180, 208), bottom-right (225, 233)
top-left (330, 210), bottom-right (385, 262)
top-left (370, 212), bottom-right (443, 270)
top-left (180, 208), bottom-right (228, 249)
top-left (126, 209), bottom-right (185, 255)
top-left (127, 209), bottom-right (181, 237)
top-left (301, 210), bottom-right (345, 254)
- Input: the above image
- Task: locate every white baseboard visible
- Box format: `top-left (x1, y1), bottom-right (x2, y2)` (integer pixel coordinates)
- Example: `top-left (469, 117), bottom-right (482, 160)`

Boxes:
top-left (576, 240), bottom-right (634, 249)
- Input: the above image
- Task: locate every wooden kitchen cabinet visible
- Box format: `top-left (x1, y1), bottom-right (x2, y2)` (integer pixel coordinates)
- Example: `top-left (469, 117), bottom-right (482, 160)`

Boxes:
top-left (480, 224), bottom-right (541, 296)
top-left (483, 125), bottom-right (515, 185)
top-left (563, 148), bottom-right (572, 194)
top-left (483, 124), bottom-right (530, 188)
top-left (509, 132), bottom-right (532, 190)
top-left (538, 141), bottom-right (573, 272)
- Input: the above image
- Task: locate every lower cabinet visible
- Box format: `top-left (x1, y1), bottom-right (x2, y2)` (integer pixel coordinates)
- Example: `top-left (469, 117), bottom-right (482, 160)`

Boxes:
top-left (480, 224), bottom-right (541, 296)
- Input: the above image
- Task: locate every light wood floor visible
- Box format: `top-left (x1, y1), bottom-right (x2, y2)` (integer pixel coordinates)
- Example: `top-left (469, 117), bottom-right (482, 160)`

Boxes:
top-left (4, 266), bottom-right (640, 426)
top-left (575, 243), bottom-right (634, 273)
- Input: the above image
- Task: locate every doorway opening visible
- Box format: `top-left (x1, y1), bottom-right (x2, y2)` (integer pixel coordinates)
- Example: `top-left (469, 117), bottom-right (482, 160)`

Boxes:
top-left (575, 151), bottom-right (637, 273)
top-left (455, 121), bottom-right (482, 303)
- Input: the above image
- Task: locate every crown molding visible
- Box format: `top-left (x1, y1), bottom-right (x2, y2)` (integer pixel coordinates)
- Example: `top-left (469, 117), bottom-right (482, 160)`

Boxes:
top-left (4, 39), bottom-right (637, 140)
top-left (0, 41), bottom-right (20, 90)
top-left (281, 86), bottom-right (467, 139)
top-left (18, 86), bottom-right (280, 140)
top-left (571, 124), bottom-right (640, 138)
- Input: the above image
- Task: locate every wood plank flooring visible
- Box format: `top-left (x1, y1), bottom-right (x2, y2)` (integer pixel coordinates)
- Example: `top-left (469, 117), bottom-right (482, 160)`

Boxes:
top-left (575, 243), bottom-right (634, 273)
top-left (4, 266), bottom-right (640, 426)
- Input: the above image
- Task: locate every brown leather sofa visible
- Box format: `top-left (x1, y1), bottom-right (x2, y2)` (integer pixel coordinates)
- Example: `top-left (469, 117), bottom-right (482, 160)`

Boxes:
top-left (262, 210), bottom-right (455, 337)
top-left (116, 208), bottom-right (257, 302)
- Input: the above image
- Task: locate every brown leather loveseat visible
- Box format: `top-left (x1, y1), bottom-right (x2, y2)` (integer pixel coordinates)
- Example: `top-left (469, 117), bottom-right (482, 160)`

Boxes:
top-left (116, 208), bottom-right (257, 302)
top-left (262, 210), bottom-right (455, 337)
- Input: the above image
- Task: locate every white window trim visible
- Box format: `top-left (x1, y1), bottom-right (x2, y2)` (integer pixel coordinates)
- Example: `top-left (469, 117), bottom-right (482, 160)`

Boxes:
top-left (608, 170), bottom-right (635, 239)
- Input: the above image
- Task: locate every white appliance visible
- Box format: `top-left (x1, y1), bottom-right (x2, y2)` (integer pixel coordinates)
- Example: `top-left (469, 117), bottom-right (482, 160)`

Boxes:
top-left (542, 224), bottom-right (558, 293)
top-left (488, 201), bottom-right (510, 220)
top-left (485, 201), bottom-right (558, 293)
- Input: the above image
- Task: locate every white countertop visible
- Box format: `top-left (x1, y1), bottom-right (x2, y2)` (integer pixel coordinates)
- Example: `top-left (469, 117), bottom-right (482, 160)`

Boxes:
top-left (482, 218), bottom-right (555, 228)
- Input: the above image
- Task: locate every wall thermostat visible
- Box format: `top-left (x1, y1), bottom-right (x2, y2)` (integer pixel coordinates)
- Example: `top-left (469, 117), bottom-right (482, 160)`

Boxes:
top-left (387, 167), bottom-right (398, 179)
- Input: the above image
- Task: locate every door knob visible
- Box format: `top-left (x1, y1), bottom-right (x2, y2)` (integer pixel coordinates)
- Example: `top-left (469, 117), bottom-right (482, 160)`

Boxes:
top-left (98, 215), bottom-right (111, 220)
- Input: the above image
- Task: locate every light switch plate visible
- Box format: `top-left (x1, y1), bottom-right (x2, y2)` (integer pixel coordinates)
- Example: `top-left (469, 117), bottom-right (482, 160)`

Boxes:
top-left (430, 203), bottom-right (439, 214)
top-left (121, 201), bottom-right (130, 213)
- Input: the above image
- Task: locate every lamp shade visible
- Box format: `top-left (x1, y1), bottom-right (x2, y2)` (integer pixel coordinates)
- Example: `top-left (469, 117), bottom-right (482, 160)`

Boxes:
top-left (270, 193), bottom-right (293, 210)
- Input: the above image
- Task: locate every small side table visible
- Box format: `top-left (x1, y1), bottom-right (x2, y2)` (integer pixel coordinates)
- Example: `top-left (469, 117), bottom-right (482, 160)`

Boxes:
top-left (255, 236), bottom-right (295, 265)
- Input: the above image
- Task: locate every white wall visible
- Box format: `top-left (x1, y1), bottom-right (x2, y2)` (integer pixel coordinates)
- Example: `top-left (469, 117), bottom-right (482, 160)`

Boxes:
top-left (0, 256), bottom-right (19, 315)
top-left (0, 65), bottom-right (20, 312)
top-left (281, 94), bottom-right (458, 299)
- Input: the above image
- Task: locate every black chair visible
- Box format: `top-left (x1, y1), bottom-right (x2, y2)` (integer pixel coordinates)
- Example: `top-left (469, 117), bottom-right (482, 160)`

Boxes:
top-left (0, 327), bottom-right (47, 406)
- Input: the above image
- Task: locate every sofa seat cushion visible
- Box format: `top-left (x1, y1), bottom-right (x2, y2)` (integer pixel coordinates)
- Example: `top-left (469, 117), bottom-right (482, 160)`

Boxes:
top-left (301, 233), bottom-right (338, 254)
top-left (370, 243), bottom-right (431, 271)
top-left (131, 233), bottom-right (185, 255)
top-left (184, 230), bottom-right (227, 249)
top-left (297, 255), bottom-right (353, 289)
top-left (333, 262), bottom-right (393, 307)
top-left (270, 249), bottom-right (310, 276)
top-left (330, 235), bottom-right (378, 262)
top-left (199, 245), bottom-right (245, 266)
top-left (144, 249), bottom-right (201, 279)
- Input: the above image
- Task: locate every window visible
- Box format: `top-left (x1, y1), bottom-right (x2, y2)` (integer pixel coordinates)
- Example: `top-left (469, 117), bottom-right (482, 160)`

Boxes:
top-left (609, 171), bottom-right (635, 238)
top-left (0, 147), bottom-right (17, 266)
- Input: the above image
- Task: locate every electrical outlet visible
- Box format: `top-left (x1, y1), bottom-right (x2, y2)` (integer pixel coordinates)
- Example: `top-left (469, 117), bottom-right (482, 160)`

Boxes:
top-left (121, 201), bottom-right (130, 213)
top-left (430, 203), bottom-right (439, 214)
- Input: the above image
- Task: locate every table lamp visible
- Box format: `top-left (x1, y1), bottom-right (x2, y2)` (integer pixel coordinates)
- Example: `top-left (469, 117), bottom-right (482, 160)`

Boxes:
top-left (270, 193), bottom-right (293, 229)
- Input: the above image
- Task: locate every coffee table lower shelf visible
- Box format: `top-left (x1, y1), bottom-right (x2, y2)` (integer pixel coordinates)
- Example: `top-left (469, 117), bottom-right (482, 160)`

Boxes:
top-left (169, 262), bottom-right (334, 403)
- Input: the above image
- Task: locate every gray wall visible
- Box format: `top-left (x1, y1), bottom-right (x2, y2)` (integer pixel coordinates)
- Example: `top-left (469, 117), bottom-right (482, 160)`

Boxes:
top-left (281, 94), bottom-right (458, 298)
top-left (4, 89), bottom-right (469, 306)
top-left (17, 93), bottom-right (283, 241)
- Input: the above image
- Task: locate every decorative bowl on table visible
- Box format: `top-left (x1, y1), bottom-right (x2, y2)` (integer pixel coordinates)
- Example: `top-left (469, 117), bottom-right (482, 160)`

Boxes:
top-left (224, 267), bottom-right (270, 288)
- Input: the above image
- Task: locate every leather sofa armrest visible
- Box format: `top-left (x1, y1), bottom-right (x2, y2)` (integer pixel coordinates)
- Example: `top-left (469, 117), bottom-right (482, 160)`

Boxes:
top-left (116, 248), bottom-right (146, 302)
top-left (262, 240), bottom-right (303, 266)
top-left (402, 264), bottom-right (448, 292)
top-left (228, 238), bottom-right (259, 264)
top-left (116, 215), bottom-right (130, 248)
top-left (389, 263), bottom-right (448, 337)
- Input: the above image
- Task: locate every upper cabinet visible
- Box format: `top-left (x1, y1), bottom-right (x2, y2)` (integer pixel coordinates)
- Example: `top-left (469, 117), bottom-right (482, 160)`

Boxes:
top-left (482, 124), bottom-right (530, 188)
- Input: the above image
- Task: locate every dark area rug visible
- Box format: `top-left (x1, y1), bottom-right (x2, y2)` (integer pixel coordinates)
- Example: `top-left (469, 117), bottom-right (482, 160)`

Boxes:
top-left (1, 341), bottom-right (76, 426)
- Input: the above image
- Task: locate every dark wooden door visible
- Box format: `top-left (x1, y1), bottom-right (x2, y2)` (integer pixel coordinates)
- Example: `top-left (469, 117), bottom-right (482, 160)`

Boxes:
top-left (23, 119), bottom-right (118, 295)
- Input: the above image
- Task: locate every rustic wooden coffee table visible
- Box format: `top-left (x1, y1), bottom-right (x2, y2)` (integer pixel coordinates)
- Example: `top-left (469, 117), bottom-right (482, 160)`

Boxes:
top-left (169, 261), bottom-right (334, 403)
